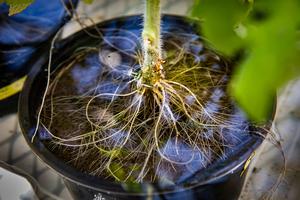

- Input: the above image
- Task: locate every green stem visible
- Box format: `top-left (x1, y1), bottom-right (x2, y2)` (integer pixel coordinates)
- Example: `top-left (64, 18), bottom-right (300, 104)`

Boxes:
top-left (141, 0), bottom-right (164, 86)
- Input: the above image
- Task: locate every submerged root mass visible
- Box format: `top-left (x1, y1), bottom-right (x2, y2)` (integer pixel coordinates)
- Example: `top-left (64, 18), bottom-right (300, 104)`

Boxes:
top-left (39, 27), bottom-right (268, 185)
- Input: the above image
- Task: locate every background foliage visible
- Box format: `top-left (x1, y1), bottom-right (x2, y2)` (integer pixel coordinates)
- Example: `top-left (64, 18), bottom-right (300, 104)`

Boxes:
top-left (191, 0), bottom-right (300, 121)
top-left (2, 0), bottom-right (300, 122)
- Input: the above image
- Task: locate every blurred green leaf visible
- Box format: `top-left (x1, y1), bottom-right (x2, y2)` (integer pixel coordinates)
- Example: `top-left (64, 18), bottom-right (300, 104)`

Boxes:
top-left (8, 3), bottom-right (32, 15)
top-left (109, 162), bottom-right (126, 181)
top-left (123, 182), bottom-right (143, 192)
top-left (191, 0), bottom-right (300, 122)
top-left (82, 0), bottom-right (94, 4)
top-left (231, 0), bottom-right (300, 122)
top-left (190, 0), bottom-right (250, 55)
top-left (3, 0), bottom-right (34, 15)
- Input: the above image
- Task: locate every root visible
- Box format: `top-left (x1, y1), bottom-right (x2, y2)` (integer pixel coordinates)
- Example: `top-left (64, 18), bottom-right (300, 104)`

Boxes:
top-left (33, 8), bottom-right (273, 184)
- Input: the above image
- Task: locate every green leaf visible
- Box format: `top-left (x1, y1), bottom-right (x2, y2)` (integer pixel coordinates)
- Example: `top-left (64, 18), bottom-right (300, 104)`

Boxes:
top-left (190, 0), bottom-right (300, 121)
top-left (8, 3), bottom-right (32, 15)
top-left (4, 0), bottom-right (34, 15)
top-left (190, 0), bottom-right (250, 55)
top-left (231, 0), bottom-right (300, 122)
top-left (109, 162), bottom-right (126, 181)
top-left (82, 0), bottom-right (94, 4)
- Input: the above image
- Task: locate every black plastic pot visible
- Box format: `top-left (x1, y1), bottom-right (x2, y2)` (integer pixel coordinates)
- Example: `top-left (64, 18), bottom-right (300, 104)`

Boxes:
top-left (0, 0), bottom-right (77, 117)
top-left (19, 15), bottom-right (269, 200)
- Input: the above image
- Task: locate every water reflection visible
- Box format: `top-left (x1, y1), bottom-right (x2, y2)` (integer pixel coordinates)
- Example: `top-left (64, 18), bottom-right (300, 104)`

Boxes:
top-left (157, 138), bottom-right (210, 184)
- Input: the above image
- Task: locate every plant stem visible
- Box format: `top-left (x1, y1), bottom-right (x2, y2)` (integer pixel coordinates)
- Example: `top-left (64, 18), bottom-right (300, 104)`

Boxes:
top-left (141, 0), bottom-right (164, 86)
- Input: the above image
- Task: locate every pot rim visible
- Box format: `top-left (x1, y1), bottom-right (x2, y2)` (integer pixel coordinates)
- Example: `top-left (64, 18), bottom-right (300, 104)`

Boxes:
top-left (18, 14), bottom-right (269, 196)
